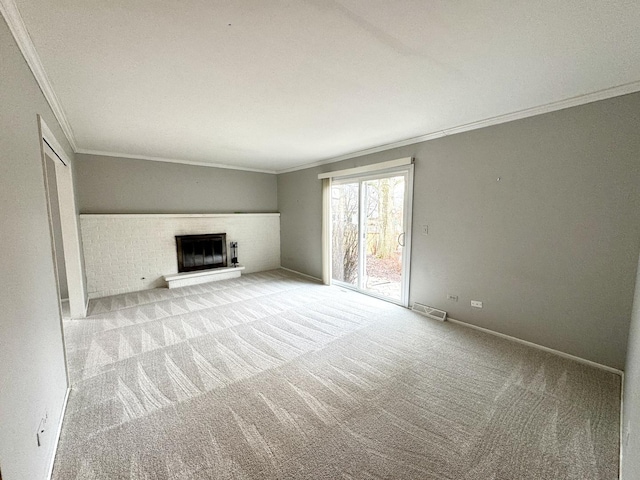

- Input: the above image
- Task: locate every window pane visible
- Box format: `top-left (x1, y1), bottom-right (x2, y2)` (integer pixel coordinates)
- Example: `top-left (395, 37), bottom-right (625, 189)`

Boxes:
top-left (331, 182), bottom-right (359, 285)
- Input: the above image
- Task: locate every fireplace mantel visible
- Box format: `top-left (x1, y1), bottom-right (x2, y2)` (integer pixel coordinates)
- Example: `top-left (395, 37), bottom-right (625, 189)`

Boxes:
top-left (80, 213), bottom-right (280, 218)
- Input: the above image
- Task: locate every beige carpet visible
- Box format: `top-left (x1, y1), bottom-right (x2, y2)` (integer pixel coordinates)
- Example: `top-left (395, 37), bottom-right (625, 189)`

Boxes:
top-left (53, 269), bottom-right (620, 479)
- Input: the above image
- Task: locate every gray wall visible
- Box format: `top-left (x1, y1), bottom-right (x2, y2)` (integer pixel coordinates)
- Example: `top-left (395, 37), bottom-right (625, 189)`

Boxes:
top-left (622, 254), bottom-right (640, 478)
top-left (0, 15), bottom-right (73, 480)
top-left (278, 93), bottom-right (640, 369)
top-left (75, 154), bottom-right (277, 214)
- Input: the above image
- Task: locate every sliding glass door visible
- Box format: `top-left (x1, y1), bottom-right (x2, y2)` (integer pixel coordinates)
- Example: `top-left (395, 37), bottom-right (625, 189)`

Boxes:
top-left (331, 168), bottom-right (412, 305)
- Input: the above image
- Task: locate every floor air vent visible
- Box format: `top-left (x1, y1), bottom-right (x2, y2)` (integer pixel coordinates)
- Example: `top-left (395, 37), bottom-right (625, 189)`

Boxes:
top-left (412, 303), bottom-right (447, 321)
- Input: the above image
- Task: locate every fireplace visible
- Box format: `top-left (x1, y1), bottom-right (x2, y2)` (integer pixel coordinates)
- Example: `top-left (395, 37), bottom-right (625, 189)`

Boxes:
top-left (175, 233), bottom-right (227, 273)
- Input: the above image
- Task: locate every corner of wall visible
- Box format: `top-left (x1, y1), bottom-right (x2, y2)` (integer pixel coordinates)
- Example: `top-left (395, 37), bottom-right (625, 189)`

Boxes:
top-left (621, 253), bottom-right (640, 478)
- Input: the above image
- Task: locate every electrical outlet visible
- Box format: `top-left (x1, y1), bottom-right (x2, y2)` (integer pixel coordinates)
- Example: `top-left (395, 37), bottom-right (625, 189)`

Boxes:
top-left (471, 300), bottom-right (483, 308)
top-left (447, 294), bottom-right (458, 301)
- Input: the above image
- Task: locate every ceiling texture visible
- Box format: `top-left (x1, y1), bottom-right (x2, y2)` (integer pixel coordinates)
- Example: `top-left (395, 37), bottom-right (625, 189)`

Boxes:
top-left (5, 0), bottom-right (640, 172)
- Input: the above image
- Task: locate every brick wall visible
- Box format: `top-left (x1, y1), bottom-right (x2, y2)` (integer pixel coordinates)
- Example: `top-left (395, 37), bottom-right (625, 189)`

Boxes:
top-left (80, 214), bottom-right (280, 298)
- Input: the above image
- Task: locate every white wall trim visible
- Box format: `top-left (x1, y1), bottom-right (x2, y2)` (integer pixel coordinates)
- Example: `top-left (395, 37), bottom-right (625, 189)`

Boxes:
top-left (47, 387), bottom-right (70, 480)
top-left (40, 116), bottom-right (86, 318)
top-left (0, 0), bottom-right (78, 151)
top-left (620, 371), bottom-right (625, 477)
top-left (446, 317), bottom-right (623, 376)
top-left (279, 267), bottom-right (323, 283)
top-left (278, 80), bottom-right (640, 174)
top-left (76, 149), bottom-right (278, 174)
top-left (79, 213), bottom-right (280, 219)
top-left (317, 157), bottom-right (412, 180)
top-left (400, 165), bottom-right (414, 308)
top-left (320, 178), bottom-right (332, 285)
top-left (40, 122), bottom-right (73, 166)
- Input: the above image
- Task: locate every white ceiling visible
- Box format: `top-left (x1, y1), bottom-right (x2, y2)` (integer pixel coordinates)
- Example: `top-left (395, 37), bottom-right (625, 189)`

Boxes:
top-left (10, 0), bottom-right (640, 172)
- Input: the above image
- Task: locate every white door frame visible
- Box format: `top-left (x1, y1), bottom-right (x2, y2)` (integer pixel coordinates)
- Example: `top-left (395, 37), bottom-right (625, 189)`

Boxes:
top-left (329, 164), bottom-right (414, 307)
top-left (39, 116), bottom-right (87, 318)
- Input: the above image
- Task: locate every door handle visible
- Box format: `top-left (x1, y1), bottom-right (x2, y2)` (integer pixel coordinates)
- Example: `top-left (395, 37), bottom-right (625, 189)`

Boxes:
top-left (397, 232), bottom-right (405, 247)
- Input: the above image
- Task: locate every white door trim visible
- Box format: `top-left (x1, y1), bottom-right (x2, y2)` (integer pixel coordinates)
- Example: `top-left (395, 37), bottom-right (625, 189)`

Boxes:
top-left (401, 165), bottom-right (414, 308)
top-left (39, 116), bottom-right (87, 318)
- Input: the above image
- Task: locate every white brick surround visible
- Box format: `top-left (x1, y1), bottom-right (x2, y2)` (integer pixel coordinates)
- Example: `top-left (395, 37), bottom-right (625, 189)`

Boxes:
top-left (80, 214), bottom-right (280, 298)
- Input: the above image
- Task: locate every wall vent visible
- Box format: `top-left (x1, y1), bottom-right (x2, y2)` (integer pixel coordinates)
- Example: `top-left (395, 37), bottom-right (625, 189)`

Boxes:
top-left (412, 303), bottom-right (447, 321)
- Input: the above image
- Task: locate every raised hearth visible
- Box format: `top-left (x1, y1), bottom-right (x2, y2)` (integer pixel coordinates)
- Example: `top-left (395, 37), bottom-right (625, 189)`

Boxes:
top-left (164, 265), bottom-right (245, 289)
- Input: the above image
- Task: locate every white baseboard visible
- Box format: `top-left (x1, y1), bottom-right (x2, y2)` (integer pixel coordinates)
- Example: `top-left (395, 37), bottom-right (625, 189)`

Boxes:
top-left (446, 317), bottom-right (623, 376)
top-left (619, 372), bottom-right (625, 477)
top-left (279, 267), bottom-right (323, 283)
top-left (48, 387), bottom-right (70, 480)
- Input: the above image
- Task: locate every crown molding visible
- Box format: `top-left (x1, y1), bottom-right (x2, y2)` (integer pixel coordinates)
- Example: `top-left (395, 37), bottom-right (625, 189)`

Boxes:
top-left (3, 0), bottom-right (638, 176)
top-left (1, 0), bottom-right (78, 151)
top-left (76, 149), bottom-right (278, 174)
top-left (277, 80), bottom-right (640, 174)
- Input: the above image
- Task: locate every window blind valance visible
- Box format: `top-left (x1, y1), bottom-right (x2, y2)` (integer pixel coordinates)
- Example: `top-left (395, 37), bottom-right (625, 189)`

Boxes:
top-left (317, 157), bottom-right (412, 180)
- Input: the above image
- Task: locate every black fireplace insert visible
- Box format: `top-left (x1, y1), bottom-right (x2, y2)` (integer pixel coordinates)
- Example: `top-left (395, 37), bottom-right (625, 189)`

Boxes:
top-left (175, 233), bottom-right (227, 272)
